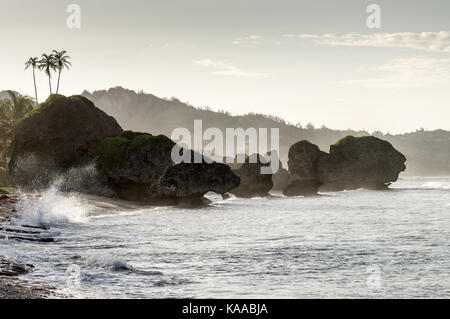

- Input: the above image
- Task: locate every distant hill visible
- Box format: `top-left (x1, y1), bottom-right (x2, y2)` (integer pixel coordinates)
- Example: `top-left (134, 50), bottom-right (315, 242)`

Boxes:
top-left (0, 87), bottom-right (398, 176)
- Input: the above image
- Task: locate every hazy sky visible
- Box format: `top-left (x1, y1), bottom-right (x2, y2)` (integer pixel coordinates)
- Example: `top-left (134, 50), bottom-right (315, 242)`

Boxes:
top-left (1, 0), bottom-right (450, 133)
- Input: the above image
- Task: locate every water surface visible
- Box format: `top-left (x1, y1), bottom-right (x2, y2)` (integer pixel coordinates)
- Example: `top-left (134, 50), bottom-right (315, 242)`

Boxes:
top-left (1, 177), bottom-right (449, 298)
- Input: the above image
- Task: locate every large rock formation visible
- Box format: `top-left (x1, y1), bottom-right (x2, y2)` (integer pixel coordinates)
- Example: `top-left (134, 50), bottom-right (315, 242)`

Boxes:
top-left (284, 136), bottom-right (406, 195)
top-left (159, 162), bottom-right (240, 206)
top-left (77, 131), bottom-right (175, 201)
top-left (80, 131), bottom-right (240, 206)
top-left (9, 94), bottom-right (122, 187)
top-left (318, 136), bottom-right (406, 191)
top-left (229, 154), bottom-right (273, 198)
top-left (8, 95), bottom-right (240, 207)
top-left (283, 140), bottom-right (327, 196)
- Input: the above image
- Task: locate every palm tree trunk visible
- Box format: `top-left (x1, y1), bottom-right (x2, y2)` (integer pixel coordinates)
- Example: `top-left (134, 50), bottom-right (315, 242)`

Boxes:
top-left (32, 67), bottom-right (38, 104)
top-left (48, 75), bottom-right (52, 95)
top-left (56, 69), bottom-right (61, 94)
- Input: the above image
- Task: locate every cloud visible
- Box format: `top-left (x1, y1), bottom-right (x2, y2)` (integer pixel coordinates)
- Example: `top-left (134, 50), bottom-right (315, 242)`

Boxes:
top-left (283, 31), bottom-right (450, 52)
top-left (343, 57), bottom-right (450, 88)
top-left (195, 59), bottom-right (268, 78)
top-left (232, 35), bottom-right (263, 45)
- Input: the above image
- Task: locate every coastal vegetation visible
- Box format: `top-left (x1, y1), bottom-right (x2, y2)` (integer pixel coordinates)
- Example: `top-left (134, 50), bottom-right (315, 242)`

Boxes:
top-left (0, 187), bottom-right (12, 195)
top-left (24, 50), bottom-right (71, 101)
top-left (0, 91), bottom-right (34, 170)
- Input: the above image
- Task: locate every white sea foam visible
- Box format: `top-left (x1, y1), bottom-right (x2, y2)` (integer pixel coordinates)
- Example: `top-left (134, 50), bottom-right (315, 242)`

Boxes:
top-left (422, 182), bottom-right (450, 189)
top-left (14, 181), bottom-right (89, 226)
top-left (86, 256), bottom-right (133, 271)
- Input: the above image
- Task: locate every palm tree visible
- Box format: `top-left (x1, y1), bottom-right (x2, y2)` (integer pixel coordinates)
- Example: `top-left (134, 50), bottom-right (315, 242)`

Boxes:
top-left (0, 91), bottom-right (34, 164)
top-left (38, 53), bottom-right (57, 95)
top-left (52, 50), bottom-right (71, 94)
top-left (25, 57), bottom-right (40, 104)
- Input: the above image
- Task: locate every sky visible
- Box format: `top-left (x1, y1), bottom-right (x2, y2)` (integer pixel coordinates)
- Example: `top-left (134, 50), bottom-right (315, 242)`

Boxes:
top-left (1, 0), bottom-right (450, 133)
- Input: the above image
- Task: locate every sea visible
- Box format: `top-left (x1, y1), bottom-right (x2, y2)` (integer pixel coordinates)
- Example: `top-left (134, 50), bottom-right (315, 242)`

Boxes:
top-left (1, 176), bottom-right (449, 298)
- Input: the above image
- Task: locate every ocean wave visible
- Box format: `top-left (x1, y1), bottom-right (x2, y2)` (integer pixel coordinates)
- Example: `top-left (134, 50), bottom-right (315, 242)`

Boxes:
top-left (85, 256), bottom-right (164, 275)
top-left (87, 208), bottom-right (159, 220)
top-left (14, 182), bottom-right (89, 226)
top-left (421, 182), bottom-right (450, 190)
top-left (86, 256), bottom-right (133, 271)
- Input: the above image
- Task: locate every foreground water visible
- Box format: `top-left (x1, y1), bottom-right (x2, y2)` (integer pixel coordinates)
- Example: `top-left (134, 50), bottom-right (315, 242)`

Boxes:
top-left (1, 177), bottom-right (449, 298)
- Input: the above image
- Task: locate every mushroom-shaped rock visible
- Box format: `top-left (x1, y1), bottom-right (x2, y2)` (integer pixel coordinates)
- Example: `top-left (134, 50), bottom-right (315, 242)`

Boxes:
top-left (283, 140), bottom-right (327, 196)
top-left (318, 136), bottom-right (406, 191)
top-left (158, 162), bottom-right (240, 207)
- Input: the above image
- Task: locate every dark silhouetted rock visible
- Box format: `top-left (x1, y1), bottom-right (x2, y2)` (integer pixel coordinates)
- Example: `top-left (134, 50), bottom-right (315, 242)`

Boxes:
top-left (82, 132), bottom-right (240, 206)
top-left (271, 162), bottom-right (290, 191)
top-left (159, 162), bottom-right (240, 207)
top-left (318, 136), bottom-right (406, 191)
top-left (283, 179), bottom-right (322, 197)
top-left (9, 95), bottom-right (122, 188)
top-left (283, 140), bottom-right (327, 196)
top-left (230, 154), bottom-right (273, 198)
top-left (284, 136), bottom-right (407, 195)
top-left (0, 256), bottom-right (33, 277)
top-left (79, 132), bottom-right (175, 201)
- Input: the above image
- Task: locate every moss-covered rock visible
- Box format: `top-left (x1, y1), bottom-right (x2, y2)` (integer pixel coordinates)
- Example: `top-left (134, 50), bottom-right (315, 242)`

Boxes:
top-left (80, 132), bottom-right (241, 206)
top-left (9, 94), bottom-right (123, 188)
top-left (318, 135), bottom-right (406, 191)
top-left (284, 136), bottom-right (407, 194)
top-left (79, 136), bottom-right (130, 171)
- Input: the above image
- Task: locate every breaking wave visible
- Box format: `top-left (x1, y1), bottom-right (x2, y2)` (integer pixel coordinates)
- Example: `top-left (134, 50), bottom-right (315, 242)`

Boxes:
top-left (14, 181), bottom-right (89, 226)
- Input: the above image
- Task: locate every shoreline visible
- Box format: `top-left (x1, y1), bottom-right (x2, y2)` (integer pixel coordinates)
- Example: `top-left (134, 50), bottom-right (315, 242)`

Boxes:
top-left (0, 275), bottom-right (55, 299)
top-left (0, 194), bottom-right (55, 299)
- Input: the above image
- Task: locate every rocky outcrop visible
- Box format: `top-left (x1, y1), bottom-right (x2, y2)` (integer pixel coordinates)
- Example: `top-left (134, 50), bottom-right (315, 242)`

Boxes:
top-left (159, 162), bottom-right (240, 207)
top-left (81, 132), bottom-right (240, 206)
top-left (0, 256), bottom-right (33, 277)
top-left (318, 136), bottom-right (406, 191)
top-left (9, 95), bottom-right (122, 188)
top-left (283, 140), bottom-right (327, 196)
top-left (80, 132), bottom-right (176, 199)
top-left (284, 136), bottom-right (406, 195)
top-left (8, 95), bottom-right (240, 207)
top-left (229, 154), bottom-right (273, 198)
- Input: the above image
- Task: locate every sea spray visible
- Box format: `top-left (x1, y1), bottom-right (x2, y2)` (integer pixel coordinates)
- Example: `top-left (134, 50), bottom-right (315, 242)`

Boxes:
top-left (11, 163), bottom-right (116, 226)
top-left (14, 180), bottom-right (89, 226)
top-left (57, 163), bottom-right (114, 197)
